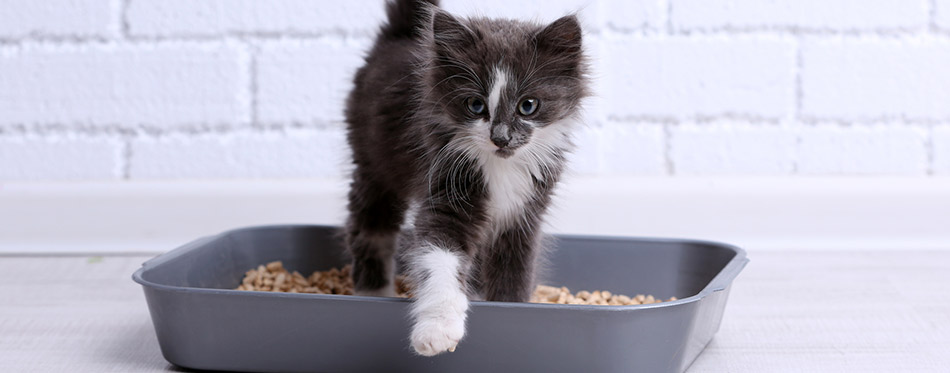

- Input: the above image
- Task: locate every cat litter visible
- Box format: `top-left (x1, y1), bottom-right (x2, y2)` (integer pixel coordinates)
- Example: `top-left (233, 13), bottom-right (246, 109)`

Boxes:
top-left (235, 261), bottom-right (675, 306)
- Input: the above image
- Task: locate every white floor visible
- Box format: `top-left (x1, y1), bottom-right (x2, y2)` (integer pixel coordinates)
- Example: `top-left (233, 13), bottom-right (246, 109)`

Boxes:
top-left (1, 250), bottom-right (948, 372)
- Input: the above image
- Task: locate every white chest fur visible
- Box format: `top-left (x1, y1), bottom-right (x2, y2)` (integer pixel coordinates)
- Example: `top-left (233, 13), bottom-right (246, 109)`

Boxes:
top-left (480, 154), bottom-right (537, 230)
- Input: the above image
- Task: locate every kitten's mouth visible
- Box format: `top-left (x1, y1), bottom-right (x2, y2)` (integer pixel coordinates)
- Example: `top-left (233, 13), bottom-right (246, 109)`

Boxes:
top-left (494, 148), bottom-right (515, 158)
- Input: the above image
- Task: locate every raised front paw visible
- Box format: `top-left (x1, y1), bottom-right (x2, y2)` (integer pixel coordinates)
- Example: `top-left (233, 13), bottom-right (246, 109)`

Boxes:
top-left (410, 314), bottom-right (466, 356)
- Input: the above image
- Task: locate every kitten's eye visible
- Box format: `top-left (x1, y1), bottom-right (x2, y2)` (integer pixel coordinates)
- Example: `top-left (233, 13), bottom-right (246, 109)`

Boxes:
top-left (466, 97), bottom-right (486, 115)
top-left (519, 98), bottom-right (539, 116)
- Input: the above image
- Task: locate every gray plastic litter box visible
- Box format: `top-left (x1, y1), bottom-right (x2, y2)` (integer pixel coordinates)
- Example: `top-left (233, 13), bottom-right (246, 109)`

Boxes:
top-left (133, 225), bottom-right (748, 373)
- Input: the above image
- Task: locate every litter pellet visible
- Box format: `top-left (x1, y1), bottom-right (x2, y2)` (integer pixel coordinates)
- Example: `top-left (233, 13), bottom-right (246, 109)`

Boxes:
top-left (235, 261), bottom-right (676, 306)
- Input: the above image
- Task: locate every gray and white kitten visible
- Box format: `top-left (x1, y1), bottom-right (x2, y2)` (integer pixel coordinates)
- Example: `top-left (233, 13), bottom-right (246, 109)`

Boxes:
top-left (343, 0), bottom-right (588, 356)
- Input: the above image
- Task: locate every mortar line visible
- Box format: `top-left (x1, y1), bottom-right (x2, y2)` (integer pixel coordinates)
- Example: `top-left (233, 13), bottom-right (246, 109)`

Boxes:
top-left (929, 0), bottom-right (938, 32)
top-left (3, 28), bottom-right (949, 49)
top-left (794, 36), bottom-right (804, 122)
top-left (120, 135), bottom-right (133, 179)
top-left (663, 123), bottom-right (675, 176)
top-left (120, 0), bottom-right (132, 39)
top-left (5, 114), bottom-right (948, 137)
top-left (792, 125), bottom-right (802, 175)
top-left (1, 31), bottom-right (377, 48)
top-left (0, 36), bottom-right (111, 46)
top-left (665, 0), bottom-right (674, 35)
top-left (926, 124), bottom-right (935, 176)
top-left (609, 113), bottom-right (783, 125)
top-left (122, 29), bottom-right (373, 42)
top-left (671, 25), bottom-right (936, 38)
top-left (247, 41), bottom-right (260, 126)
top-left (0, 121), bottom-right (354, 137)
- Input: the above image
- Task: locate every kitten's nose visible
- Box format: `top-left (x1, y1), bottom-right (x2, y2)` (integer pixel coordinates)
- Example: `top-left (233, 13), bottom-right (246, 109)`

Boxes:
top-left (491, 135), bottom-right (510, 148)
top-left (490, 125), bottom-right (511, 148)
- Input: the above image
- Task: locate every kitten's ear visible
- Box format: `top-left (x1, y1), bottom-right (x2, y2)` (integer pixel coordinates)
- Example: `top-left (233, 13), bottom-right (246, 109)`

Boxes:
top-left (431, 10), bottom-right (477, 52)
top-left (535, 15), bottom-right (583, 56)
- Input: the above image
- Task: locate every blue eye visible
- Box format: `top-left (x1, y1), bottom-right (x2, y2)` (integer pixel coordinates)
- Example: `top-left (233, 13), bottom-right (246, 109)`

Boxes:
top-left (519, 98), bottom-right (539, 115)
top-left (467, 97), bottom-right (486, 115)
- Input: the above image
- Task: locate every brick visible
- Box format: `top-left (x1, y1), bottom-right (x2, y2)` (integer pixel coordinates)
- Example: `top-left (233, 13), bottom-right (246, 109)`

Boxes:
top-left (670, 124), bottom-right (797, 175)
top-left (604, 37), bottom-right (795, 119)
top-left (936, 0), bottom-right (950, 29)
top-left (567, 124), bottom-right (602, 176)
top-left (257, 39), bottom-right (368, 124)
top-left (581, 35), bottom-right (609, 125)
top-left (566, 123), bottom-right (665, 175)
top-left (0, 44), bottom-right (247, 127)
top-left (600, 124), bottom-right (666, 175)
top-left (127, 0), bottom-right (386, 37)
top-left (0, 135), bottom-right (121, 180)
top-left (798, 125), bottom-right (927, 175)
top-left (600, 0), bottom-right (665, 31)
top-left (934, 126), bottom-right (950, 175)
top-left (443, 0), bottom-right (586, 20)
top-left (0, 0), bottom-right (114, 38)
top-left (802, 39), bottom-right (950, 120)
top-left (129, 128), bottom-right (347, 179)
top-left (442, 0), bottom-right (657, 32)
top-left (673, 0), bottom-right (928, 31)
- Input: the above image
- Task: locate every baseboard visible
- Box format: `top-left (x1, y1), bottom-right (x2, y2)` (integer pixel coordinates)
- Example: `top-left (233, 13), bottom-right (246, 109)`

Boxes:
top-left (2, 177), bottom-right (948, 254)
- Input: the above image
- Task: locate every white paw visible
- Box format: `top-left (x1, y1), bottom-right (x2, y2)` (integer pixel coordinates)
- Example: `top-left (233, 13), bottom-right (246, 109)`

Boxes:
top-left (355, 283), bottom-right (396, 297)
top-left (407, 247), bottom-right (470, 356)
top-left (410, 312), bottom-right (466, 356)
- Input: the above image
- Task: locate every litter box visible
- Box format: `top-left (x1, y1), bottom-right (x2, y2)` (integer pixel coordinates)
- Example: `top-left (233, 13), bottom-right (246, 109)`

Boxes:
top-left (133, 225), bottom-right (748, 373)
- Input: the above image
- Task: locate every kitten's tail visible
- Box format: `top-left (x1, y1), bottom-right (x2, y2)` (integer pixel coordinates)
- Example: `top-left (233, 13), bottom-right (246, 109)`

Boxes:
top-left (381, 0), bottom-right (439, 39)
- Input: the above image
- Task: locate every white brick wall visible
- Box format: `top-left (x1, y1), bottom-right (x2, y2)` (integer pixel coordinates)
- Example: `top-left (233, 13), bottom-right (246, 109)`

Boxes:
top-left (671, 124), bottom-right (797, 175)
top-left (798, 125), bottom-right (928, 175)
top-left (673, 0), bottom-right (928, 31)
top-left (257, 39), bottom-right (369, 124)
top-left (569, 123), bottom-right (666, 176)
top-left (599, 124), bottom-right (667, 175)
top-left (127, 0), bottom-right (387, 37)
top-left (801, 38), bottom-right (950, 121)
top-left (440, 0), bottom-right (663, 33)
top-left (937, 0), bottom-right (950, 29)
top-left (442, 0), bottom-right (595, 26)
top-left (604, 36), bottom-right (796, 120)
top-left (0, 0), bottom-right (947, 181)
top-left (130, 128), bottom-right (347, 179)
top-left (0, 135), bottom-right (122, 180)
top-left (0, 0), bottom-right (116, 39)
top-left (935, 126), bottom-right (950, 175)
top-left (599, 0), bottom-right (665, 31)
top-left (0, 43), bottom-right (248, 127)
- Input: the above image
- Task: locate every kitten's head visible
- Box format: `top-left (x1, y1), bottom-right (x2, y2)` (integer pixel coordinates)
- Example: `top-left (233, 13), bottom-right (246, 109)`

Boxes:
top-left (419, 10), bottom-right (589, 160)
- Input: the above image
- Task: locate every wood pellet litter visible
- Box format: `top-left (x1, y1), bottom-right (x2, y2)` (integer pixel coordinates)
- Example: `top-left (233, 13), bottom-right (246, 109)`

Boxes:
top-left (530, 285), bottom-right (675, 305)
top-left (236, 261), bottom-right (676, 306)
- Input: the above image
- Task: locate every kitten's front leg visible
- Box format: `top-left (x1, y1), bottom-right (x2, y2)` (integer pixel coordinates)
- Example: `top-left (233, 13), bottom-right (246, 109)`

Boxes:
top-left (402, 150), bottom-right (488, 356)
top-left (405, 243), bottom-right (471, 356)
top-left (481, 227), bottom-right (541, 302)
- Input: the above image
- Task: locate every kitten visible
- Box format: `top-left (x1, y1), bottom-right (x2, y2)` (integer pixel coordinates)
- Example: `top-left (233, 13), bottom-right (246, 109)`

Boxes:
top-left (343, 0), bottom-right (588, 356)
